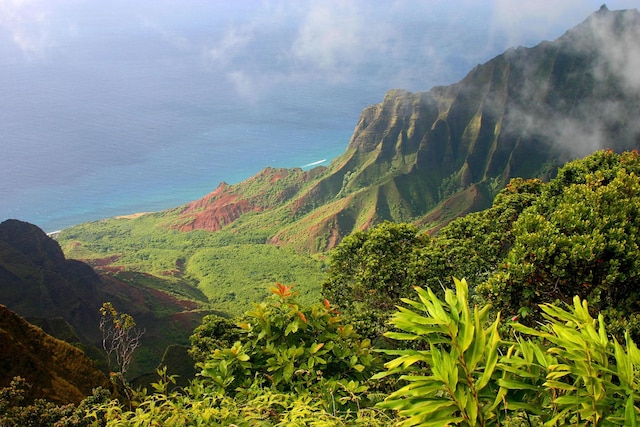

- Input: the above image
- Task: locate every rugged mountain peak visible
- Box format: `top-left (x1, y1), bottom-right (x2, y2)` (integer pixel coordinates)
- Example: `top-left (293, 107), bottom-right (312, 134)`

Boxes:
top-left (271, 7), bottom-right (640, 250)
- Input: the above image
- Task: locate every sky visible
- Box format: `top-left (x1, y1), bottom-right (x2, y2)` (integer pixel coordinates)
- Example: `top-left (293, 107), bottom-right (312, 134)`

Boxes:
top-left (1, 0), bottom-right (639, 231)
top-left (2, 0), bottom-right (638, 97)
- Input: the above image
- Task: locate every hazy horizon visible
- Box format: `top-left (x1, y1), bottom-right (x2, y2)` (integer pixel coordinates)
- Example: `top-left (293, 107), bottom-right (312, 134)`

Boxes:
top-left (1, 0), bottom-right (637, 232)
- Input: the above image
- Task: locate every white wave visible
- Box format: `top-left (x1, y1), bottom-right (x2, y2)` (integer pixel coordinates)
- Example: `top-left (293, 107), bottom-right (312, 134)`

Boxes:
top-left (301, 159), bottom-right (327, 168)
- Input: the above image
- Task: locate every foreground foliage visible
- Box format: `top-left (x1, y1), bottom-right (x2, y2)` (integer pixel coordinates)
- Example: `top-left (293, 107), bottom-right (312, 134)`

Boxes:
top-left (197, 284), bottom-right (378, 404)
top-left (4, 278), bottom-right (640, 425)
top-left (376, 278), bottom-right (640, 426)
top-left (375, 278), bottom-right (502, 426)
top-left (480, 150), bottom-right (640, 338)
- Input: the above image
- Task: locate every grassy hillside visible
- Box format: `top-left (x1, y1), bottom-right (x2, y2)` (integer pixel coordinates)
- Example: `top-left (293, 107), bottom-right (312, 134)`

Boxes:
top-left (58, 212), bottom-right (326, 317)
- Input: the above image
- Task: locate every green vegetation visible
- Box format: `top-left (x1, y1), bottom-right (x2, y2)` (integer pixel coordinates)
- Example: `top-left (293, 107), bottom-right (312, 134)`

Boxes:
top-left (186, 244), bottom-right (326, 315)
top-left (7, 278), bottom-right (640, 425)
top-left (375, 279), bottom-right (640, 426)
top-left (324, 151), bottom-right (640, 344)
top-left (197, 284), bottom-right (377, 400)
top-left (479, 150), bottom-right (640, 338)
top-left (322, 221), bottom-right (431, 341)
top-left (16, 149), bottom-right (636, 423)
top-left (57, 213), bottom-right (326, 316)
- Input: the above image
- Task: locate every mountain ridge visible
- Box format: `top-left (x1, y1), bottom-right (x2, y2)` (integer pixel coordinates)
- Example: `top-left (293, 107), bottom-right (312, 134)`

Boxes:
top-left (49, 6), bottom-right (640, 316)
top-left (167, 6), bottom-right (639, 252)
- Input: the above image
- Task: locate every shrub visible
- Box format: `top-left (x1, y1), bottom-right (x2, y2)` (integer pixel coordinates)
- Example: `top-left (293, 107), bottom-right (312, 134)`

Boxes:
top-left (198, 283), bottom-right (378, 413)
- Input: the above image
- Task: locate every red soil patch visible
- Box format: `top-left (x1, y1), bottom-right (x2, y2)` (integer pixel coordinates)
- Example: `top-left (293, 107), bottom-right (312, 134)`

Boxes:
top-left (175, 183), bottom-right (261, 232)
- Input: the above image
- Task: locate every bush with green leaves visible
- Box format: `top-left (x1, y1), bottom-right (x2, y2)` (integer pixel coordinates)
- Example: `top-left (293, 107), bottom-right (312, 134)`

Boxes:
top-left (479, 150), bottom-right (640, 337)
top-left (189, 313), bottom-right (243, 363)
top-left (375, 277), bottom-right (640, 426)
top-left (198, 284), bottom-right (379, 412)
top-left (0, 377), bottom-right (111, 427)
top-left (91, 376), bottom-right (394, 426)
top-left (322, 221), bottom-right (431, 341)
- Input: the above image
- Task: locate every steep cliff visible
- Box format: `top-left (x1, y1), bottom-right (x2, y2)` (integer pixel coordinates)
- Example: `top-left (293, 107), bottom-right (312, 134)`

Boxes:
top-left (266, 6), bottom-right (640, 250)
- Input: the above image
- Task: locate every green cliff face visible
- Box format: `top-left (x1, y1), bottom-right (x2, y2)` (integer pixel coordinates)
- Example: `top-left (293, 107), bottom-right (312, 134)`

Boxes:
top-left (260, 7), bottom-right (640, 250)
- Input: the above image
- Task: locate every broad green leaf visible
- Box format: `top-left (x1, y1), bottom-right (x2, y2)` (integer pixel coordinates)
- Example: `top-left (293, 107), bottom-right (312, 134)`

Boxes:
top-left (497, 378), bottom-right (540, 390)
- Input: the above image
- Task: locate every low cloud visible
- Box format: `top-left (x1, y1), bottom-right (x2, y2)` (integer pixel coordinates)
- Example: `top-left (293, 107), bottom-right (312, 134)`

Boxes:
top-left (587, 8), bottom-right (640, 93)
top-left (0, 0), bottom-right (52, 59)
top-left (291, 2), bottom-right (395, 82)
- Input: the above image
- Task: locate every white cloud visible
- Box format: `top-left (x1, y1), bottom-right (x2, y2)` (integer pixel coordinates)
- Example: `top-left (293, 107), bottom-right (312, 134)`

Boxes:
top-left (488, 0), bottom-right (594, 48)
top-left (0, 0), bottom-right (52, 59)
top-left (205, 25), bottom-right (254, 68)
top-left (291, 2), bottom-right (395, 82)
top-left (588, 8), bottom-right (640, 93)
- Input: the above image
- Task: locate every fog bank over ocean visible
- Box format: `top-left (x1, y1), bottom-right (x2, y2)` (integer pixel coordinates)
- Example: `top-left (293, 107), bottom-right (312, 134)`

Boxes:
top-left (1, 1), bottom-right (635, 232)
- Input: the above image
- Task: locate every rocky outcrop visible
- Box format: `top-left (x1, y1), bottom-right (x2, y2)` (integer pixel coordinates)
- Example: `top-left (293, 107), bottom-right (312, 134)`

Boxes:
top-left (175, 183), bottom-right (261, 232)
top-left (173, 167), bottom-right (323, 232)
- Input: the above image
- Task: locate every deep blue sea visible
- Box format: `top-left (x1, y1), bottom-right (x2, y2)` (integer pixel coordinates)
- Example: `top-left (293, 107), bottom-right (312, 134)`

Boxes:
top-left (0, 1), bottom-right (625, 232)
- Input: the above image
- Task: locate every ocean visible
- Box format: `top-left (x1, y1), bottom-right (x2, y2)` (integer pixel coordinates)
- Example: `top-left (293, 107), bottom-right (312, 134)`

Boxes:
top-left (0, 1), bottom-right (625, 233)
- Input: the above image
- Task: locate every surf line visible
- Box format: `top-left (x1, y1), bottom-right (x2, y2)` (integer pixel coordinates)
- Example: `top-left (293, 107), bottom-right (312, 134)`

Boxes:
top-left (301, 159), bottom-right (327, 168)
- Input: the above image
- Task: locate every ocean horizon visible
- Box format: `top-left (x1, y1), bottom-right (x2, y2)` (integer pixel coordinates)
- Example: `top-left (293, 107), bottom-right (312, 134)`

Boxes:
top-left (2, 1), bottom-right (632, 233)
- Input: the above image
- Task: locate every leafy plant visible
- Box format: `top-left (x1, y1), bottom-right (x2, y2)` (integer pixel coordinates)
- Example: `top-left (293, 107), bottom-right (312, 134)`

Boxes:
top-left (374, 278), bottom-right (504, 426)
top-left (198, 283), bottom-right (378, 413)
top-left (376, 277), bottom-right (640, 426)
top-left (511, 297), bottom-right (640, 426)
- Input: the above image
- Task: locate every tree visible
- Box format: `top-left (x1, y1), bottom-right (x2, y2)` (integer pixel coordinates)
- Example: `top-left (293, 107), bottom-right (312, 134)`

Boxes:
top-left (322, 221), bottom-right (430, 341)
top-left (431, 177), bottom-right (544, 288)
top-left (99, 302), bottom-right (144, 377)
top-left (478, 150), bottom-right (640, 337)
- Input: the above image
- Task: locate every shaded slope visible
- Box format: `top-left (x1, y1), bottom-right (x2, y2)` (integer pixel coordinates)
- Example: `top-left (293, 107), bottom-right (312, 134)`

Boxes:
top-left (0, 304), bottom-right (112, 404)
top-left (0, 219), bottom-right (209, 378)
